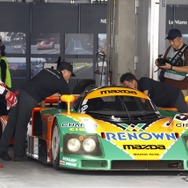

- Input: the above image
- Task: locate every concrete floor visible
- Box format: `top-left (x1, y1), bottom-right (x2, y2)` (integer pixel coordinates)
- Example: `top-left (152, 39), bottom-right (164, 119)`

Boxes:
top-left (0, 149), bottom-right (188, 188)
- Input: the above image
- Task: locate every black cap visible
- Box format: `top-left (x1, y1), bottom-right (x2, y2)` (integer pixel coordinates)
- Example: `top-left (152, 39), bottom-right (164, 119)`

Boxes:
top-left (166, 29), bottom-right (182, 40)
top-left (57, 62), bottom-right (75, 77)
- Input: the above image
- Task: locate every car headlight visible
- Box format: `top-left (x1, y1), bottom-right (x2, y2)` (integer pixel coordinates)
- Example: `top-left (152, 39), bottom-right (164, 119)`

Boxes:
top-left (82, 138), bottom-right (96, 152)
top-left (67, 138), bottom-right (81, 152)
top-left (64, 134), bottom-right (103, 156)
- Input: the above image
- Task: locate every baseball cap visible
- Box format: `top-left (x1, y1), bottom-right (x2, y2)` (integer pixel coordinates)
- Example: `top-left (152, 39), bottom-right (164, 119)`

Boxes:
top-left (57, 62), bottom-right (75, 77)
top-left (166, 29), bottom-right (182, 40)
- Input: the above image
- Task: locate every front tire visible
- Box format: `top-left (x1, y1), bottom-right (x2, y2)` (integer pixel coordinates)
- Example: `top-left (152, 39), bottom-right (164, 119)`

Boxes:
top-left (52, 120), bottom-right (60, 170)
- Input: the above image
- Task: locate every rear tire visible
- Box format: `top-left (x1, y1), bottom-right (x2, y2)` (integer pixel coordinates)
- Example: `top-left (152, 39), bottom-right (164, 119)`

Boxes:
top-left (52, 120), bottom-right (60, 170)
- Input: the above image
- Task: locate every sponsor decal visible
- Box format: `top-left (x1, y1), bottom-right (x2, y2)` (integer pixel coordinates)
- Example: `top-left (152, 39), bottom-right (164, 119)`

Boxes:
top-left (176, 123), bottom-right (188, 128)
top-left (133, 153), bottom-right (159, 156)
top-left (103, 132), bottom-right (177, 141)
top-left (61, 117), bottom-right (97, 133)
top-left (62, 122), bottom-right (84, 127)
top-left (123, 144), bottom-right (166, 150)
top-left (69, 127), bottom-right (85, 131)
top-left (80, 105), bottom-right (88, 112)
top-left (64, 161), bottom-right (77, 167)
top-left (117, 123), bottom-right (146, 131)
top-left (61, 157), bottom-right (77, 167)
top-left (62, 157), bottom-right (77, 163)
top-left (100, 90), bottom-right (137, 95)
top-left (174, 114), bottom-right (188, 121)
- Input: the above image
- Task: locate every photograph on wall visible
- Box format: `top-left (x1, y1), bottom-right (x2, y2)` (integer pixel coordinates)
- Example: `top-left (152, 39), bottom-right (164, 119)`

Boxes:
top-left (65, 34), bottom-right (93, 55)
top-left (31, 33), bottom-right (60, 55)
top-left (98, 33), bottom-right (107, 54)
top-left (30, 57), bottom-right (59, 78)
top-left (7, 57), bottom-right (26, 78)
top-left (0, 32), bottom-right (26, 54)
top-left (65, 58), bottom-right (94, 79)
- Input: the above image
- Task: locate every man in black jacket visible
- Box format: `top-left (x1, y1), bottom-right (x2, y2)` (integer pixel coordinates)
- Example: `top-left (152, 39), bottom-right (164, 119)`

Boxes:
top-left (120, 72), bottom-right (188, 113)
top-left (0, 61), bottom-right (75, 161)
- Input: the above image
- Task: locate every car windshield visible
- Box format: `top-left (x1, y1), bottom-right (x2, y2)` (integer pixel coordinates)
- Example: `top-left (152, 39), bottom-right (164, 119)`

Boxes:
top-left (81, 96), bottom-right (157, 117)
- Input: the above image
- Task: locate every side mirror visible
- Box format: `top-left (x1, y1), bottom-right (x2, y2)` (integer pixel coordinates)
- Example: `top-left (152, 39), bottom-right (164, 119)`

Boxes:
top-left (60, 95), bottom-right (75, 114)
top-left (185, 96), bottom-right (188, 103)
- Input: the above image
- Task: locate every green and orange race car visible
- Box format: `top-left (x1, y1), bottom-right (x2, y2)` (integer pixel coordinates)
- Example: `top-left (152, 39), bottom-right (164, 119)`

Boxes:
top-left (1, 86), bottom-right (188, 171)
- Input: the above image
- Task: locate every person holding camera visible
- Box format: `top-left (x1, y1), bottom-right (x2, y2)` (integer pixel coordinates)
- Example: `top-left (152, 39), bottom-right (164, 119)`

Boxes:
top-left (155, 28), bottom-right (188, 96)
top-left (120, 72), bottom-right (188, 113)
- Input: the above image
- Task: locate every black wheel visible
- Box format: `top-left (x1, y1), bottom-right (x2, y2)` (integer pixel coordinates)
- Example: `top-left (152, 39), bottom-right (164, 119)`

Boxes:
top-left (52, 120), bottom-right (60, 170)
top-left (72, 79), bottom-right (96, 94)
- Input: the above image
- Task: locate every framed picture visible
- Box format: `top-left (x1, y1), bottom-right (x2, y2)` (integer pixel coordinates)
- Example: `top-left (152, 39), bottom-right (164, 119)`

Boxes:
top-left (30, 57), bottom-right (59, 77)
top-left (0, 31), bottom-right (26, 54)
top-left (65, 58), bottom-right (94, 79)
top-left (31, 33), bottom-right (60, 55)
top-left (7, 57), bottom-right (26, 78)
top-left (65, 33), bottom-right (93, 55)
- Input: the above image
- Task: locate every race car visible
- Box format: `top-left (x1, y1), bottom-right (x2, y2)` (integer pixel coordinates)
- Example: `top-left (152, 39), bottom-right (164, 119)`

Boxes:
top-left (1, 86), bottom-right (188, 171)
top-left (36, 39), bottom-right (55, 50)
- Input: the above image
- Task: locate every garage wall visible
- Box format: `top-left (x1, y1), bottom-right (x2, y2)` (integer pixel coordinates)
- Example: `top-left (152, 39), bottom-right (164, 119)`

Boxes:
top-left (0, 2), bottom-right (107, 91)
top-left (135, 0), bottom-right (151, 79)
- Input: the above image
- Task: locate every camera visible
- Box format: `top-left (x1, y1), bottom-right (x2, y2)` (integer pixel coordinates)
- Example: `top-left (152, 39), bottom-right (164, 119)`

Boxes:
top-left (157, 57), bottom-right (166, 66)
top-left (157, 55), bottom-right (171, 66)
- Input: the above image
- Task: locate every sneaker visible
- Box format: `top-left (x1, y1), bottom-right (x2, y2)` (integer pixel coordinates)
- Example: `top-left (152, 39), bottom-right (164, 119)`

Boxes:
top-left (0, 151), bottom-right (12, 161)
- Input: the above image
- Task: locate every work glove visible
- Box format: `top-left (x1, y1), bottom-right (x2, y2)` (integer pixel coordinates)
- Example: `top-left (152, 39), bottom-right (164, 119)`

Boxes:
top-left (6, 91), bottom-right (18, 109)
top-left (0, 81), bottom-right (18, 109)
top-left (0, 81), bottom-right (7, 95)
